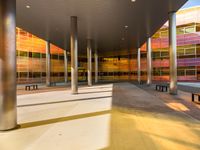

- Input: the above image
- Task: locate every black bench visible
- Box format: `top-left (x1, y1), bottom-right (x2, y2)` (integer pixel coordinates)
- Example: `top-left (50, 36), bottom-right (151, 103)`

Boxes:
top-left (50, 82), bottom-right (56, 86)
top-left (155, 84), bottom-right (169, 92)
top-left (25, 84), bottom-right (38, 91)
top-left (192, 93), bottom-right (200, 102)
top-left (139, 81), bottom-right (144, 85)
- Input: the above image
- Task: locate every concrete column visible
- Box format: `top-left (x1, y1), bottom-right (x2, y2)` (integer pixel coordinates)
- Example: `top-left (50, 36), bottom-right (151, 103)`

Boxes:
top-left (46, 40), bottom-right (51, 86)
top-left (0, 0), bottom-right (17, 130)
top-left (137, 48), bottom-right (141, 83)
top-left (64, 50), bottom-right (68, 83)
top-left (71, 16), bottom-right (78, 94)
top-left (147, 37), bottom-right (152, 85)
top-left (169, 12), bottom-right (177, 95)
top-left (94, 48), bottom-right (98, 83)
top-left (87, 39), bottom-right (92, 86)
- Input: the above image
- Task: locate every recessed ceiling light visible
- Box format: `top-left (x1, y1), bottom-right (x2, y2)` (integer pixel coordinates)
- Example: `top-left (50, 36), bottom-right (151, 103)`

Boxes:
top-left (26, 5), bottom-right (30, 8)
top-left (131, 0), bottom-right (136, 2)
top-left (125, 25), bottom-right (128, 28)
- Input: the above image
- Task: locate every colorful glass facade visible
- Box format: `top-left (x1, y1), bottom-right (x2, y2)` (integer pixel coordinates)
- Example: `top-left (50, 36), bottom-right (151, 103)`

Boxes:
top-left (16, 27), bottom-right (89, 84)
top-left (98, 6), bottom-right (200, 82)
top-left (149, 6), bottom-right (200, 82)
top-left (98, 50), bottom-right (136, 81)
top-left (16, 27), bottom-right (65, 84)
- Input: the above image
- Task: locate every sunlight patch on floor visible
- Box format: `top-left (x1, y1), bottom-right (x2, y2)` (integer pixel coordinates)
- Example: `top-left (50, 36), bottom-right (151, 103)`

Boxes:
top-left (166, 102), bottom-right (190, 111)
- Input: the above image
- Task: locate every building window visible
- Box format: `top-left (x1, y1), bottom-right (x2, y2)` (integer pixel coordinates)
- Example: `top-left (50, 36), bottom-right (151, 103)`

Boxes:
top-left (185, 47), bottom-right (196, 55)
top-left (19, 72), bottom-right (28, 78)
top-left (177, 49), bottom-right (185, 56)
top-left (32, 52), bottom-right (41, 58)
top-left (152, 52), bottom-right (160, 59)
top-left (177, 46), bottom-right (196, 56)
top-left (160, 30), bottom-right (168, 37)
top-left (161, 51), bottom-right (169, 58)
top-left (177, 28), bottom-right (184, 35)
top-left (185, 26), bottom-right (195, 34)
top-left (177, 70), bottom-right (185, 76)
top-left (19, 51), bottom-right (28, 57)
top-left (186, 69), bottom-right (196, 76)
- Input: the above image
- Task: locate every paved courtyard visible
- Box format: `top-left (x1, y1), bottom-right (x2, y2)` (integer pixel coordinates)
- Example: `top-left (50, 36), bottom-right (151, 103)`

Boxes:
top-left (0, 82), bottom-right (200, 150)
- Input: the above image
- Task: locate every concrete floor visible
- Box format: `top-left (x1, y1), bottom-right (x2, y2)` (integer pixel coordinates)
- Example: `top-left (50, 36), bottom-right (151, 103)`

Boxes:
top-left (0, 82), bottom-right (200, 150)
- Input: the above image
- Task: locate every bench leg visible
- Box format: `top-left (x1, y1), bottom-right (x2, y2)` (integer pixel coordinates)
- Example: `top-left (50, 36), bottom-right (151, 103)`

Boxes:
top-left (28, 86), bottom-right (30, 91)
top-left (198, 96), bottom-right (200, 101)
top-left (192, 94), bottom-right (194, 102)
top-left (163, 87), bottom-right (165, 92)
top-left (160, 86), bottom-right (162, 92)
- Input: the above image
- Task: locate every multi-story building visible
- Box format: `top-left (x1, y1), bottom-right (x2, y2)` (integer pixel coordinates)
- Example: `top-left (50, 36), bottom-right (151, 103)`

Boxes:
top-left (16, 27), bottom-right (65, 84)
top-left (149, 6), bottom-right (200, 82)
top-left (16, 6), bottom-right (200, 84)
top-left (16, 27), bottom-right (90, 84)
top-left (98, 6), bottom-right (200, 82)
